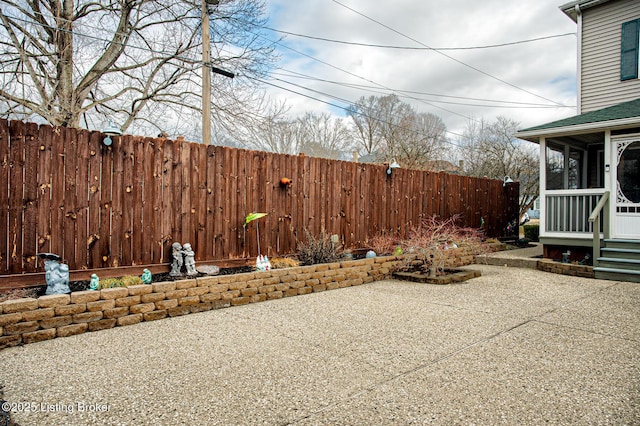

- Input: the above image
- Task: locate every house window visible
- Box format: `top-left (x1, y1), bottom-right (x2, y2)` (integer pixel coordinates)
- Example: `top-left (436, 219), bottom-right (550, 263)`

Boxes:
top-left (621, 19), bottom-right (640, 81)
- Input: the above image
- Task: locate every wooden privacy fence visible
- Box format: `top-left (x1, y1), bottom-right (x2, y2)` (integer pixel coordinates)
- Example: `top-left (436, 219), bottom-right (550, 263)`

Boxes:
top-left (0, 119), bottom-right (519, 278)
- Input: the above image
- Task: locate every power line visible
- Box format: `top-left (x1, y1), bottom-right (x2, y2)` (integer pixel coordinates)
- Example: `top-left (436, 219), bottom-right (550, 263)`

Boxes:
top-left (271, 69), bottom-right (575, 109)
top-left (267, 27), bottom-right (576, 51)
top-left (1, 7), bottom-right (551, 146)
top-left (4, 10), bottom-right (482, 150)
top-left (246, 74), bottom-right (467, 143)
top-left (222, 16), bottom-right (477, 122)
top-left (329, 0), bottom-right (568, 107)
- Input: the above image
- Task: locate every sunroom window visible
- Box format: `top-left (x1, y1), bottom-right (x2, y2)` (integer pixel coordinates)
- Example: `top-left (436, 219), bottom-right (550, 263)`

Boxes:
top-left (546, 146), bottom-right (564, 190)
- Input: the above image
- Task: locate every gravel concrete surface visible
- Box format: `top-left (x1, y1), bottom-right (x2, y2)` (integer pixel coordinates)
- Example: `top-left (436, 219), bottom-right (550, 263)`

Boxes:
top-left (1, 264), bottom-right (638, 425)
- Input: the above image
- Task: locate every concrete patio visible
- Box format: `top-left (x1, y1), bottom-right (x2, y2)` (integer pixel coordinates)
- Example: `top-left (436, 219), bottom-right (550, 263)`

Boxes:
top-left (1, 263), bottom-right (638, 425)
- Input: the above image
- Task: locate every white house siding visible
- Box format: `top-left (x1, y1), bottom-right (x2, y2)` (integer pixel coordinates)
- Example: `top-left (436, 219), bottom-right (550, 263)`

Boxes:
top-left (581, 0), bottom-right (640, 112)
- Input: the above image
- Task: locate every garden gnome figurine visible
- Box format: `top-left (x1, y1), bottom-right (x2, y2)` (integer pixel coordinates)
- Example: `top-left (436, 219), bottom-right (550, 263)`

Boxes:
top-left (38, 253), bottom-right (71, 295)
top-left (170, 242), bottom-right (184, 277)
top-left (89, 274), bottom-right (100, 290)
top-left (183, 243), bottom-right (197, 276)
top-left (141, 268), bottom-right (152, 284)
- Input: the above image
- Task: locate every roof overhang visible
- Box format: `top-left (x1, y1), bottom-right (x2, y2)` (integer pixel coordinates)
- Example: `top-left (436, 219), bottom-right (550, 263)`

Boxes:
top-left (559, 0), bottom-right (614, 22)
top-left (516, 116), bottom-right (640, 142)
top-left (516, 98), bottom-right (640, 142)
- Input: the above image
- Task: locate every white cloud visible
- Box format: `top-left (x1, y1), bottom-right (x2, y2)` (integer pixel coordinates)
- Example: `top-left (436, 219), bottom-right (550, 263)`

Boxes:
top-left (263, 0), bottom-right (578, 137)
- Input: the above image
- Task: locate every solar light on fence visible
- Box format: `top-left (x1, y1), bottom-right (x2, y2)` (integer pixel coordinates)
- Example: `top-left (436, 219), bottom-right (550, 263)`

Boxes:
top-left (102, 120), bottom-right (122, 146)
top-left (503, 176), bottom-right (514, 187)
top-left (386, 158), bottom-right (400, 175)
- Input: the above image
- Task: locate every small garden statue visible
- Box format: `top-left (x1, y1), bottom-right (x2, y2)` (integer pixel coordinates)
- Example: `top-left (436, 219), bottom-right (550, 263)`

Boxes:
top-left (256, 254), bottom-right (271, 271)
top-left (141, 269), bottom-right (152, 284)
top-left (183, 243), bottom-right (197, 276)
top-left (170, 242), bottom-right (184, 277)
top-left (89, 274), bottom-right (100, 290)
top-left (38, 253), bottom-right (71, 295)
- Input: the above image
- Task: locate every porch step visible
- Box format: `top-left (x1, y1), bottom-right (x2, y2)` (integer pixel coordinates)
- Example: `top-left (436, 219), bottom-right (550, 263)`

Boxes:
top-left (595, 239), bottom-right (640, 282)
top-left (603, 239), bottom-right (640, 250)
top-left (593, 267), bottom-right (640, 283)
top-left (596, 257), bottom-right (640, 271)
top-left (600, 248), bottom-right (640, 261)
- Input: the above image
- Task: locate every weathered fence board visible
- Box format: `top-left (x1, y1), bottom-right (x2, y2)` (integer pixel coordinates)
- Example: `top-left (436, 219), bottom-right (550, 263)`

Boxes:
top-left (0, 120), bottom-right (9, 273)
top-left (8, 121), bottom-right (25, 274)
top-left (36, 125), bottom-right (53, 261)
top-left (23, 122), bottom-right (39, 272)
top-left (0, 120), bottom-right (519, 281)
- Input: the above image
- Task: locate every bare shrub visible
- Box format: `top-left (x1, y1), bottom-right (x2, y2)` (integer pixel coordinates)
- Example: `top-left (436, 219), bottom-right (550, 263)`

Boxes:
top-left (297, 229), bottom-right (342, 265)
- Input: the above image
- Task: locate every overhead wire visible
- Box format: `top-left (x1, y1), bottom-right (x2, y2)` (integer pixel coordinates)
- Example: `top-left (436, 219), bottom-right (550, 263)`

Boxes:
top-left (10, 9), bottom-right (570, 117)
top-left (270, 69), bottom-right (574, 109)
top-left (328, 0), bottom-right (569, 107)
top-left (245, 74), bottom-right (468, 143)
top-left (222, 10), bottom-right (576, 143)
top-left (264, 27), bottom-right (576, 51)
top-left (1, 7), bottom-right (549, 147)
top-left (222, 14), bottom-right (478, 122)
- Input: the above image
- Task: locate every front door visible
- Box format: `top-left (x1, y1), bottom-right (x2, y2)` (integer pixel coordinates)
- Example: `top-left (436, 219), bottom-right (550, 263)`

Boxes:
top-left (613, 137), bottom-right (640, 239)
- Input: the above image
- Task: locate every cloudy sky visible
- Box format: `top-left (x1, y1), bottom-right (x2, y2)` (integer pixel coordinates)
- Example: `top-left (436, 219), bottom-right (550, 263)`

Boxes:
top-left (259, 0), bottom-right (579, 138)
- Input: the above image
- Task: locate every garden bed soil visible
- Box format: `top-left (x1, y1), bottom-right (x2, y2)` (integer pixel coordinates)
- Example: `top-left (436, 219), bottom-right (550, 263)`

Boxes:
top-left (393, 269), bottom-right (481, 285)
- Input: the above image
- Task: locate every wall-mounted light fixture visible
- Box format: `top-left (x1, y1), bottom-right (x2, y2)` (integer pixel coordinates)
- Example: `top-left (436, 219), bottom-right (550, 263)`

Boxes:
top-left (503, 176), bottom-right (514, 187)
top-left (102, 120), bottom-right (122, 146)
top-left (386, 158), bottom-right (400, 175)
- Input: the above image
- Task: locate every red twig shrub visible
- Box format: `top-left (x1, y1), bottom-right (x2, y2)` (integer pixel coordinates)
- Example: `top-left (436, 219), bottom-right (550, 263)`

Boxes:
top-left (396, 215), bottom-right (487, 276)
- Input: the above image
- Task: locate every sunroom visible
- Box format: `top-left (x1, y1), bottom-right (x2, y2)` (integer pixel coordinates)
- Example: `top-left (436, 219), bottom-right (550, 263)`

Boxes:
top-left (516, 98), bottom-right (640, 271)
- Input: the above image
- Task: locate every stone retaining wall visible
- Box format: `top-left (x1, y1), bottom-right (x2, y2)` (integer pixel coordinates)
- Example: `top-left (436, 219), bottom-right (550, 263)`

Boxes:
top-left (0, 257), bottom-right (400, 350)
top-left (536, 258), bottom-right (595, 278)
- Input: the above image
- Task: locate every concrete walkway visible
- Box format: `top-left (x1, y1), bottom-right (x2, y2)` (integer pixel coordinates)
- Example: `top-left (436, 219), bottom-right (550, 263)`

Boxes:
top-left (477, 242), bottom-right (543, 269)
top-left (1, 264), bottom-right (638, 425)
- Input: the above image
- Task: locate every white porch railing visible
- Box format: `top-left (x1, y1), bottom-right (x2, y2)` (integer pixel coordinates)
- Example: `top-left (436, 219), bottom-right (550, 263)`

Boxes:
top-left (545, 189), bottom-right (607, 234)
top-left (588, 191), bottom-right (610, 267)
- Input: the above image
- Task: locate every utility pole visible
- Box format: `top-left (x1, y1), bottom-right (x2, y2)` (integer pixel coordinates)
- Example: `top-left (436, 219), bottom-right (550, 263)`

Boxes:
top-left (202, 0), bottom-right (218, 145)
top-left (202, 0), bottom-right (234, 145)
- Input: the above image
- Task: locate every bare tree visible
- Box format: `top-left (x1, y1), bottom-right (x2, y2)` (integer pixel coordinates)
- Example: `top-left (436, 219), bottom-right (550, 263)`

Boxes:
top-left (0, 0), bottom-right (277, 137)
top-left (232, 109), bottom-right (354, 159)
top-left (346, 95), bottom-right (384, 156)
top-left (347, 94), bottom-right (447, 168)
top-left (458, 116), bottom-right (539, 218)
top-left (228, 100), bottom-right (301, 153)
top-left (297, 112), bottom-right (352, 159)
top-left (381, 111), bottom-right (447, 170)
